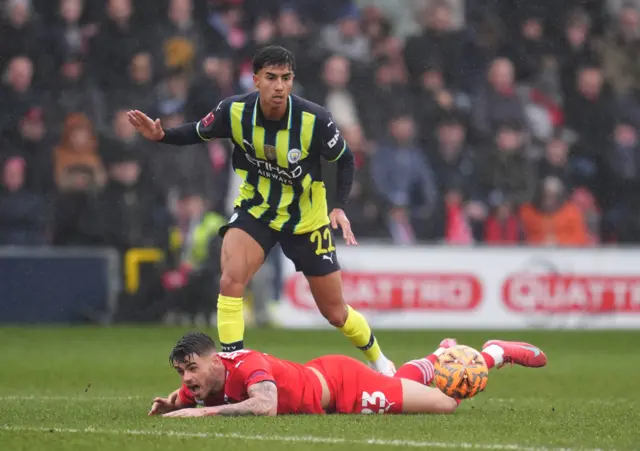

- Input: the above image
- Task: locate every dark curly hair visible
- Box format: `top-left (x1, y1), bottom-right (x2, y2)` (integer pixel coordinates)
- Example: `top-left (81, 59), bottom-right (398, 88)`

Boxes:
top-left (169, 331), bottom-right (217, 365)
top-left (252, 45), bottom-right (296, 74)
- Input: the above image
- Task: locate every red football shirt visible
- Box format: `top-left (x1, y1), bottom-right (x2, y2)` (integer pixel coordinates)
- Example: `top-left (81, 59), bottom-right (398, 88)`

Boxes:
top-left (177, 349), bottom-right (324, 414)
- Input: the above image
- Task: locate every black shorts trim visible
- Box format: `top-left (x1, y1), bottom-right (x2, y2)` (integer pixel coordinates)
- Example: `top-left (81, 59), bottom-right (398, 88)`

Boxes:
top-left (219, 210), bottom-right (277, 256)
top-left (220, 210), bottom-right (340, 277)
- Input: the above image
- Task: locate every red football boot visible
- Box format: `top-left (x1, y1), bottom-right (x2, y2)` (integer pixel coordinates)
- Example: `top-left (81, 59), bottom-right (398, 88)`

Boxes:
top-left (482, 340), bottom-right (547, 368)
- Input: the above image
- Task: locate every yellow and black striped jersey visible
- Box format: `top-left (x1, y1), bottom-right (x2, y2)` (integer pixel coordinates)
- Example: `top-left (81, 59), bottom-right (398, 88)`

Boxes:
top-left (195, 92), bottom-right (347, 235)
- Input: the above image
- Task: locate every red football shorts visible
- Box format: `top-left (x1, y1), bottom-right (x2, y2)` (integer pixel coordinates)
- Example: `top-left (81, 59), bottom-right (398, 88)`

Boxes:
top-left (305, 355), bottom-right (403, 414)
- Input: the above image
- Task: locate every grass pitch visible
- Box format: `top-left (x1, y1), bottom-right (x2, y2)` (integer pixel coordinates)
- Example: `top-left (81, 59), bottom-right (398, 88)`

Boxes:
top-left (0, 327), bottom-right (638, 451)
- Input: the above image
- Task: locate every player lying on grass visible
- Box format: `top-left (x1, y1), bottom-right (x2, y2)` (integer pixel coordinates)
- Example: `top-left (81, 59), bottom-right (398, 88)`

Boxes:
top-left (149, 332), bottom-right (547, 417)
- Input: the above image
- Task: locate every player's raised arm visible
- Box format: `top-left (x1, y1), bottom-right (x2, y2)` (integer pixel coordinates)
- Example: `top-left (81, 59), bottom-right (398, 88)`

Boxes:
top-left (317, 112), bottom-right (357, 245)
top-left (127, 100), bottom-right (231, 146)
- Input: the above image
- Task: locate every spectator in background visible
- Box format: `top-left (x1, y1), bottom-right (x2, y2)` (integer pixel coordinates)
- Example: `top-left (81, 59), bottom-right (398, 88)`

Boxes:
top-left (362, 6), bottom-right (391, 54)
top-left (51, 164), bottom-right (100, 246)
top-left (89, 0), bottom-right (144, 91)
top-left (204, 1), bottom-right (248, 55)
top-left (483, 200), bottom-right (521, 245)
top-left (522, 64), bottom-right (561, 149)
top-left (363, 59), bottom-right (411, 142)
top-left (555, 8), bottom-right (598, 102)
top-left (364, 8), bottom-right (405, 83)
top-left (413, 61), bottom-right (458, 147)
top-left (502, 12), bottom-right (553, 84)
top-left (0, 0), bottom-right (46, 78)
top-left (602, 118), bottom-right (640, 242)
top-left (103, 108), bottom-right (157, 192)
top-left (404, 0), bottom-right (465, 89)
top-left (443, 178), bottom-right (474, 244)
top-left (430, 114), bottom-right (476, 199)
top-left (156, 68), bottom-right (190, 119)
top-left (600, 3), bottom-right (640, 96)
top-left (572, 186), bottom-right (600, 244)
top-left (0, 156), bottom-right (47, 245)
top-left (319, 4), bottom-right (370, 65)
top-left (111, 51), bottom-right (157, 117)
top-left (429, 114), bottom-right (484, 238)
top-left (250, 15), bottom-right (277, 50)
top-left (158, 0), bottom-right (203, 73)
top-left (0, 56), bottom-right (36, 135)
top-left (93, 149), bottom-right (162, 251)
top-left (477, 120), bottom-right (535, 227)
top-left (374, 34), bottom-right (407, 78)
top-left (187, 55), bottom-right (237, 121)
top-left (49, 0), bottom-right (92, 69)
top-left (537, 129), bottom-right (577, 190)
top-left (564, 63), bottom-right (613, 193)
top-left (471, 58), bottom-right (528, 143)
top-left (54, 112), bottom-right (105, 191)
top-left (10, 106), bottom-right (54, 195)
top-left (462, 12), bottom-right (504, 94)
top-left (291, 0), bottom-right (354, 26)
top-left (310, 55), bottom-right (362, 130)
top-left (52, 52), bottom-right (105, 132)
top-left (371, 113), bottom-right (438, 244)
top-left (274, 5), bottom-right (313, 86)
top-left (520, 176), bottom-right (589, 247)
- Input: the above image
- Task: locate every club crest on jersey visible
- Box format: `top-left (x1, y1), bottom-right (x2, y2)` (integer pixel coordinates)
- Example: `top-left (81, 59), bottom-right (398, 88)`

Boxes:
top-left (287, 148), bottom-right (302, 164)
top-left (202, 111), bottom-right (215, 127)
top-left (264, 145), bottom-right (277, 161)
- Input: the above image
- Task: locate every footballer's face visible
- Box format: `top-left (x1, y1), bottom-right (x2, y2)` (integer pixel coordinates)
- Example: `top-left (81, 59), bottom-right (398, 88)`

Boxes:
top-left (254, 65), bottom-right (294, 110)
top-left (173, 353), bottom-right (225, 400)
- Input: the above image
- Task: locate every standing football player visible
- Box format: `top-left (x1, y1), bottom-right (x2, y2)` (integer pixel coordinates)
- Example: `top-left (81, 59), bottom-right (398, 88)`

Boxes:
top-left (128, 46), bottom-right (395, 376)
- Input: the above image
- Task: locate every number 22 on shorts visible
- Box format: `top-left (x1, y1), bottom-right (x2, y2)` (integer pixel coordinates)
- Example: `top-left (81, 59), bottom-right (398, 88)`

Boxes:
top-left (310, 227), bottom-right (336, 255)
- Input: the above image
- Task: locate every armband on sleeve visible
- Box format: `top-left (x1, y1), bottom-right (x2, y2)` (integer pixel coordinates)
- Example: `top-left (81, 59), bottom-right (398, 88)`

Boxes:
top-left (195, 99), bottom-right (232, 141)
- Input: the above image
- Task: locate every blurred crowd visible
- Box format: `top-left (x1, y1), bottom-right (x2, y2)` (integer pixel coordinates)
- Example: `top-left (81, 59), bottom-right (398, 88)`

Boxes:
top-left (2, 0), bottom-right (640, 249)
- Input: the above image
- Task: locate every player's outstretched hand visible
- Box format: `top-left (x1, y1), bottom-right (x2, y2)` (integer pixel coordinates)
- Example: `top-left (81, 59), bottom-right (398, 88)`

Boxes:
top-left (148, 395), bottom-right (178, 416)
top-left (330, 208), bottom-right (357, 246)
top-left (127, 110), bottom-right (165, 141)
top-left (162, 408), bottom-right (209, 418)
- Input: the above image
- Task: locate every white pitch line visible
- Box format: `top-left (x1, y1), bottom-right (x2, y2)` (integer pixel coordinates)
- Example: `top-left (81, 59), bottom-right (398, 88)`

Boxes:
top-left (0, 395), bottom-right (146, 401)
top-left (0, 425), bottom-right (607, 451)
top-left (1, 396), bottom-right (632, 406)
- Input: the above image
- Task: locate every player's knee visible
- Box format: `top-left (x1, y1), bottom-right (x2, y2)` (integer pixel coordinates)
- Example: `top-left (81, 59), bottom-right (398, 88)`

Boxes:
top-left (219, 271), bottom-right (247, 296)
top-left (323, 306), bottom-right (348, 328)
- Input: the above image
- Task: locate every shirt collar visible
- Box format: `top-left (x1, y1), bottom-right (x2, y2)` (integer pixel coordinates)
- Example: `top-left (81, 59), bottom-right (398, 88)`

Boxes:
top-left (252, 94), bottom-right (293, 130)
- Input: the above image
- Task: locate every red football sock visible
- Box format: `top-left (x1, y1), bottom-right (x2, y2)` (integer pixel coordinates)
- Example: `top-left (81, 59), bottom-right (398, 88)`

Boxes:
top-left (481, 352), bottom-right (495, 369)
top-left (394, 358), bottom-right (435, 385)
